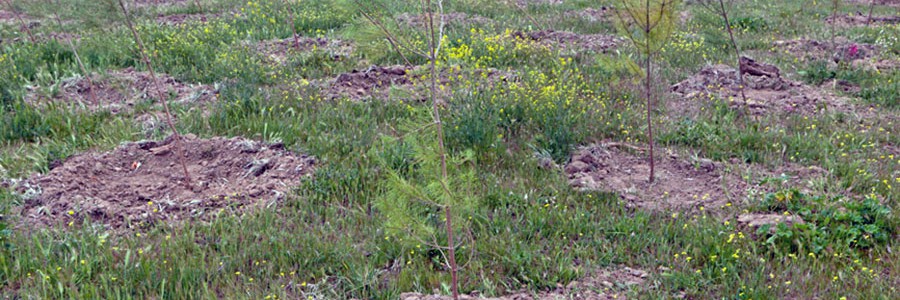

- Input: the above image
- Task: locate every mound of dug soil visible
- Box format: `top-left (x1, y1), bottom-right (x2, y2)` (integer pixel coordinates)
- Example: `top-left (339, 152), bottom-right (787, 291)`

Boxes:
top-left (14, 134), bottom-right (316, 230)
top-left (396, 12), bottom-right (493, 28)
top-left (670, 57), bottom-right (862, 116)
top-left (566, 144), bottom-right (747, 212)
top-left (0, 9), bottom-right (40, 29)
top-left (323, 65), bottom-right (514, 101)
top-left (325, 65), bottom-right (414, 101)
top-left (135, 0), bottom-right (187, 5)
top-left (772, 38), bottom-right (878, 63)
top-left (565, 143), bottom-right (836, 213)
top-left (156, 13), bottom-right (218, 26)
top-left (564, 7), bottom-right (615, 23)
top-left (826, 13), bottom-right (900, 27)
top-left (512, 30), bottom-right (619, 54)
top-left (400, 266), bottom-right (649, 300)
top-left (26, 68), bottom-right (216, 114)
top-left (254, 35), bottom-right (353, 65)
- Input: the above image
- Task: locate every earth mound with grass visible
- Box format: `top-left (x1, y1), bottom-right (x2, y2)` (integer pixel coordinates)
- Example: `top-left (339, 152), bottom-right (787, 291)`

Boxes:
top-left (156, 13), bottom-right (218, 26)
top-left (825, 12), bottom-right (900, 27)
top-left (670, 57), bottom-right (866, 116)
top-left (566, 143), bottom-right (748, 212)
top-left (26, 67), bottom-right (216, 114)
top-left (14, 134), bottom-right (316, 230)
top-left (400, 266), bottom-right (649, 299)
top-left (396, 12), bottom-right (493, 28)
top-left (513, 30), bottom-right (619, 54)
top-left (254, 35), bottom-right (353, 65)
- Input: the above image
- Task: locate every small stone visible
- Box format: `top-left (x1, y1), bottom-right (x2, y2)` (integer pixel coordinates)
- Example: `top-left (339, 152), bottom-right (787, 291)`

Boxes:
top-left (565, 161), bottom-right (591, 174)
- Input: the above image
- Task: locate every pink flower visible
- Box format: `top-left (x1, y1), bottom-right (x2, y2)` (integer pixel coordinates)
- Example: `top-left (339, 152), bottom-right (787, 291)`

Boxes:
top-left (848, 44), bottom-right (859, 57)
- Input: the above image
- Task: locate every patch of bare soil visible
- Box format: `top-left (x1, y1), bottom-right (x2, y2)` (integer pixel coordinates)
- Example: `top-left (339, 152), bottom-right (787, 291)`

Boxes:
top-left (515, 0), bottom-right (564, 6)
top-left (133, 0), bottom-right (189, 7)
top-left (826, 12), bottom-right (900, 27)
top-left (324, 65), bottom-right (413, 101)
top-left (772, 38), bottom-right (878, 63)
top-left (253, 35), bottom-right (353, 66)
top-left (0, 9), bottom-right (40, 29)
top-left (565, 143), bottom-right (836, 213)
top-left (396, 12), bottom-right (493, 28)
top-left (669, 57), bottom-right (870, 117)
top-left (13, 134), bottom-right (316, 230)
top-left (512, 30), bottom-right (619, 54)
top-left (566, 144), bottom-right (747, 212)
top-left (25, 67), bottom-right (216, 114)
top-left (322, 65), bottom-right (515, 102)
top-left (845, 0), bottom-right (900, 7)
top-left (564, 7), bottom-right (615, 23)
top-left (399, 266), bottom-right (649, 300)
top-left (156, 13), bottom-right (218, 26)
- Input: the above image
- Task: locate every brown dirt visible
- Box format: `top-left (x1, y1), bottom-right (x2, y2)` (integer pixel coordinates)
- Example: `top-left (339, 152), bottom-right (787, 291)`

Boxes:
top-left (156, 13), bottom-right (218, 26)
top-left (564, 7), bottom-right (615, 23)
top-left (772, 38), bottom-right (879, 63)
top-left (0, 9), bottom-right (40, 29)
top-left (826, 13), bottom-right (900, 27)
top-left (845, 0), bottom-right (900, 6)
top-left (669, 59), bottom-right (871, 117)
top-left (324, 65), bottom-right (414, 101)
top-left (13, 134), bottom-right (316, 230)
top-left (512, 30), bottom-right (619, 54)
top-left (399, 266), bottom-right (648, 300)
top-left (566, 144), bottom-right (748, 212)
top-left (515, 0), bottom-right (564, 6)
top-left (396, 12), bottom-right (493, 28)
top-left (134, 0), bottom-right (188, 6)
top-left (322, 65), bottom-right (515, 102)
top-left (253, 35), bottom-right (353, 66)
top-left (25, 67), bottom-right (217, 114)
top-left (565, 143), bottom-right (836, 213)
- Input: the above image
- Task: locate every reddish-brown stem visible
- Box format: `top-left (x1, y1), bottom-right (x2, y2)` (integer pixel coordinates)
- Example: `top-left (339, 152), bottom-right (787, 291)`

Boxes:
top-left (3, 0), bottom-right (35, 43)
top-left (865, 0), bottom-right (875, 28)
top-left (118, 0), bottom-right (194, 188)
top-left (644, 0), bottom-right (655, 183)
top-left (426, 1), bottom-right (456, 298)
top-left (282, 0), bottom-right (302, 51)
top-left (716, 0), bottom-right (749, 114)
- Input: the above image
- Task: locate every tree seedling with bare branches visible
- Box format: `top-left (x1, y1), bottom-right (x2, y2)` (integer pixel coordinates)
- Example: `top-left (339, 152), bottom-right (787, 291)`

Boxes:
top-left (48, 0), bottom-right (100, 108)
top-left (2, 0), bottom-right (36, 43)
top-left (696, 0), bottom-right (749, 112)
top-left (281, 0), bottom-right (303, 51)
top-left (613, 0), bottom-right (679, 183)
top-left (117, 0), bottom-right (194, 188)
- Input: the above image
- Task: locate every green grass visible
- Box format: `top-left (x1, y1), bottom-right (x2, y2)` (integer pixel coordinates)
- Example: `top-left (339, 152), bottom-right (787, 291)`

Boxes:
top-left (1, 0), bottom-right (899, 299)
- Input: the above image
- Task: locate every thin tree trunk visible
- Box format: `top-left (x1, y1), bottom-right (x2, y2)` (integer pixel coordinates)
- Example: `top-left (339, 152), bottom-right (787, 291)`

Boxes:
top-left (717, 0), bottom-right (749, 115)
top-left (49, 0), bottom-right (99, 107)
top-left (118, 0), bottom-right (194, 188)
top-left (282, 0), bottom-right (302, 50)
top-left (3, 0), bottom-right (35, 43)
top-left (865, 0), bottom-right (875, 28)
top-left (426, 0), bottom-right (456, 298)
top-left (645, 0), bottom-right (654, 183)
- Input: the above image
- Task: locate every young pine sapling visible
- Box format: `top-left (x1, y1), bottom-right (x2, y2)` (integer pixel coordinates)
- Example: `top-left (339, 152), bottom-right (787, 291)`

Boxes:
top-left (613, 0), bottom-right (679, 183)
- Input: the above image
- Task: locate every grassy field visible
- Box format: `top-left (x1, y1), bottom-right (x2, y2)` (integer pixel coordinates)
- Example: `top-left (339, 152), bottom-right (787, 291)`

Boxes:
top-left (0, 0), bottom-right (898, 299)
